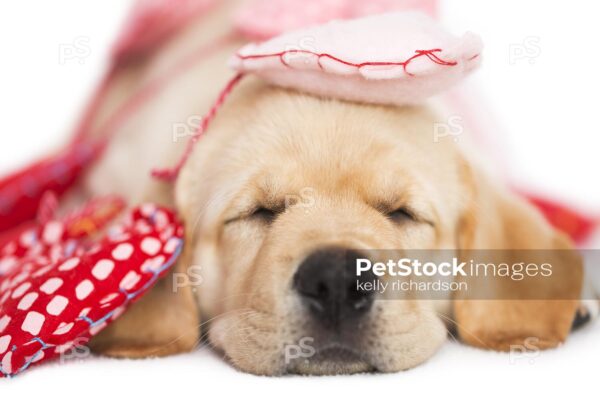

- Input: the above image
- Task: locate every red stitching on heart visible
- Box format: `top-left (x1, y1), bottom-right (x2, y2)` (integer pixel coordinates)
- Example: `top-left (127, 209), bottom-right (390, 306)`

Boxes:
top-left (235, 48), bottom-right (462, 76)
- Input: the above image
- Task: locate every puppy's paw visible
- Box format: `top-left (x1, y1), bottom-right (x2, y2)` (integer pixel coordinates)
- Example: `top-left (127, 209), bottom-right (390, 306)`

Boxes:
top-left (454, 299), bottom-right (578, 352)
top-left (90, 334), bottom-right (197, 359)
top-left (460, 331), bottom-right (564, 352)
top-left (88, 274), bottom-right (200, 359)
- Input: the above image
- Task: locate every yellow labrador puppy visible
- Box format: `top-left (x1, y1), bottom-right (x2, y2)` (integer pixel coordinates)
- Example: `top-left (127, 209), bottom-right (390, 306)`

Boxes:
top-left (81, 3), bottom-right (583, 374)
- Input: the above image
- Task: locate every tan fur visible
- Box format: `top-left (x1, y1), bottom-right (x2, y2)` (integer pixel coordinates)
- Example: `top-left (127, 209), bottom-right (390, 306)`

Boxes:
top-left (85, 1), bottom-right (582, 375)
top-left (454, 170), bottom-right (582, 350)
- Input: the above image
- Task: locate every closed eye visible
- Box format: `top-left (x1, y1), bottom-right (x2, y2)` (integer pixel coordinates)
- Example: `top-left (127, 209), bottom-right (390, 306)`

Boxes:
top-left (387, 207), bottom-right (417, 223)
top-left (250, 206), bottom-right (278, 223)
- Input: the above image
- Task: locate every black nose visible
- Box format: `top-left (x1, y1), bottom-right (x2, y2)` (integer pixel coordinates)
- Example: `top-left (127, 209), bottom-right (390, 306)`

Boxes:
top-left (293, 247), bottom-right (377, 328)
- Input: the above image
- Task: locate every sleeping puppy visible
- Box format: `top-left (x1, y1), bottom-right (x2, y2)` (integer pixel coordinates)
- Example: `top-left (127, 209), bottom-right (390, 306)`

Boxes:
top-left (82, 3), bottom-right (583, 375)
top-left (176, 79), bottom-right (582, 375)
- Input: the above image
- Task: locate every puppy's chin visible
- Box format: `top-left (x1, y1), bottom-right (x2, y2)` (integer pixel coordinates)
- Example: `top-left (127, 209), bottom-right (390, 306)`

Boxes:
top-left (208, 312), bottom-right (375, 376)
top-left (291, 362), bottom-right (373, 375)
top-left (287, 346), bottom-right (374, 375)
top-left (208, 304), bottom-right (447, 376)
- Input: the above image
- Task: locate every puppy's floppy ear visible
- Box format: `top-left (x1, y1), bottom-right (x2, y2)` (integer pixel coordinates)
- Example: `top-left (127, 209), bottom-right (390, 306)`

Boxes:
top-left (89, 244), bottom-right (200, 358)
top-left (453, 162), bottom-right (583, 351)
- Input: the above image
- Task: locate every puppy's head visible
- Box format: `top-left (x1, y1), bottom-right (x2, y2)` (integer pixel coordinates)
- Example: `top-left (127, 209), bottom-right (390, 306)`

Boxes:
top-left (175, 79), bottom-right (580, 375)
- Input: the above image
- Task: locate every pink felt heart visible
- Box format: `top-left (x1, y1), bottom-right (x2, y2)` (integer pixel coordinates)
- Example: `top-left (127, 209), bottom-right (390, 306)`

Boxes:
top-left (230, 11), bottom-right (483, 107)
top-left (0, 201), bottom-right (183, 377)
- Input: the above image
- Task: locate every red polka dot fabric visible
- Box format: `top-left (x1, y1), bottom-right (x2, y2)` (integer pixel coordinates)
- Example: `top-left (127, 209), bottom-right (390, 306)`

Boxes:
top-left (0, 199), bottom-right (184, 377)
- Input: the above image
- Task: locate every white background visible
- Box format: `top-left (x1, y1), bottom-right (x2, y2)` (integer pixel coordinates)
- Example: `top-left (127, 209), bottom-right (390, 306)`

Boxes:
top-left (1, 0), bottom-right (599, 398)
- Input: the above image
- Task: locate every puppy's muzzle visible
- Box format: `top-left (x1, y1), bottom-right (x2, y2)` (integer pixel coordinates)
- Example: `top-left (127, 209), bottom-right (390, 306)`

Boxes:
top-left (293, 247), bottom-right (378, 329)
